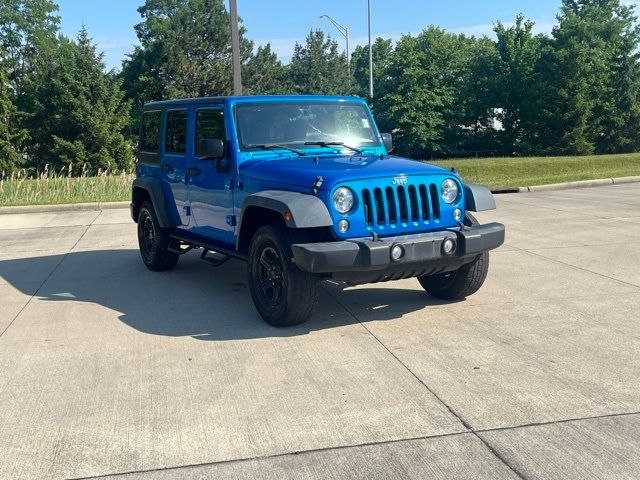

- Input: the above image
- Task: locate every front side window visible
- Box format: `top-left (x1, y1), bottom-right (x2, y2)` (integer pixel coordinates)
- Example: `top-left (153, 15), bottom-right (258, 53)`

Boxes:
top-left (165, 109), bottom-right (188, 154)
top-left (235, 102), bottom-right (380, 150)
top-left (196, 108), bottom-right (226, 156)
top-left (140, 110), bottom-right (161, 153)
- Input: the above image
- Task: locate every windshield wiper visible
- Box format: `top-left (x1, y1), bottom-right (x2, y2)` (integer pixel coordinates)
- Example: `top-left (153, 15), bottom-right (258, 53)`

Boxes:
top-left (304, 141), bottom-right (363, 154)
top-left (248, 144), bottom-right (307, 156)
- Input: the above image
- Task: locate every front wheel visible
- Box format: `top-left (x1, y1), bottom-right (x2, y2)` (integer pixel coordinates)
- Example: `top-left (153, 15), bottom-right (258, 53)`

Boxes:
top-left (418, 213), bottom-right (489, 300)
top-left (248, 226), bottom-right (320, 327)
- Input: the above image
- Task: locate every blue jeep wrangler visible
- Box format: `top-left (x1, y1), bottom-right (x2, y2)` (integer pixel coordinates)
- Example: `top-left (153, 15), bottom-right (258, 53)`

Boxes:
top-left (131, 95), bottom-right (505, 326)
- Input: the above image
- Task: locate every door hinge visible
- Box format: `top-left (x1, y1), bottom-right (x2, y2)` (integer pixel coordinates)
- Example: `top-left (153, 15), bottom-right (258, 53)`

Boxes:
top-left (226, 215), bottom-right (237, 226)
top-left (183, 206), bottom-right (191, 216)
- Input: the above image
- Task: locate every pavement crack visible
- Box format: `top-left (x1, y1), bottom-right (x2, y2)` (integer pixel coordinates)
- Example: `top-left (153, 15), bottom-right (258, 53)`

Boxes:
top-left (67, 411), bottom-right (640, 479)
top-left (513, 246), bottom-right (640, 291)
top-left (325, 286), bottom-right (528, 480)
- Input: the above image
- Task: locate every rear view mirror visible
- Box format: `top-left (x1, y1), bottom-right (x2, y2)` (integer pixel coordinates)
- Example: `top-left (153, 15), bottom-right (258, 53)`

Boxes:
top-left (199, 138), bottom-right (224, 159)
top-left (381, 133), bottom-right (393, 153)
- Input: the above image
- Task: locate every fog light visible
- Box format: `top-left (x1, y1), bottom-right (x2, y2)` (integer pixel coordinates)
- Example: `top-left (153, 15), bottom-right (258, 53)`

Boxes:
top-left (453, 208), bottom-right (463, 221)
top-left (442, 238), bottom-right (456, 255)
top-left (391, 244), bottom-right (404, 261)
top-left (338, 219), bottom-right (350, 233)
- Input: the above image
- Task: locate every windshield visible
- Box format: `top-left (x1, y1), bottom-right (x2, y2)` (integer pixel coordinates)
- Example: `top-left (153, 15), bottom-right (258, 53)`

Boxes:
top-left (235, 102), bottom-right (381, 150)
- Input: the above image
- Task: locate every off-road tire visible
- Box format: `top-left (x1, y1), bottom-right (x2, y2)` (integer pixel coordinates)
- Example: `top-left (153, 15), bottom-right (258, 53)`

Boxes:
top-left (418, 213), bottom-right (489, 300)
top-left (137, 200), bottom-right (179, 271)
top-left (248, 226), bottom-right (320, 327)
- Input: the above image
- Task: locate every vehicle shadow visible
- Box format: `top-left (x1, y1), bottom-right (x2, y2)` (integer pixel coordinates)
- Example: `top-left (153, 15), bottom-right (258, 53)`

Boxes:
top-left (0, 249), bottom-right (460, 341)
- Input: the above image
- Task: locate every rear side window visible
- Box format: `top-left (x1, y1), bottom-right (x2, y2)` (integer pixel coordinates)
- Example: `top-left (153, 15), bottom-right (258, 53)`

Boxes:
top-left (140, 110), bottom-right (161, 153)
top-left (165, 109), bottom-right (188, 154)
top-left (195, 108), bottom-right (226, 156)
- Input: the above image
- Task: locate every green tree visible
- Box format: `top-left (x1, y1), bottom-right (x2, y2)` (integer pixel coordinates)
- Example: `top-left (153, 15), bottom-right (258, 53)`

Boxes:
top-left (243, 44), bottom-right (290, 94)
top-left (23, 28), bottom-right (131, 171)
top-left (289, 30), bottom-right (350, 95)
top-left (350, 37), bottom-right (394, 98)
top-left (0, 57), bottom-right (25, 172)
top-left (534, 0), bottom-right (640, 155)
top-left (0, 0), bottom-right (59, 95)
top-left (493, 16), bottom-right (543, 154)
top-left (376, 28), bottom-right (471, 157)
top-left (122, 0), bottom-right (254, 102)
top-left (452, 36), bottom-right (501, 156)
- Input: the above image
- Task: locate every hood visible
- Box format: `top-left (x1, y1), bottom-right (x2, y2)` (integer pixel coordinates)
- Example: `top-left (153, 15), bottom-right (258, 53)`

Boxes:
top-left (239, 154), bottom-right (454, 190)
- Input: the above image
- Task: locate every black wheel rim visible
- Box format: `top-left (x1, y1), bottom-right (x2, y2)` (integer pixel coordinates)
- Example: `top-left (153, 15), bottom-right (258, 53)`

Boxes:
top-left (142, 214), bottom-right (157, 259)
top-left (257, 246), bottom-right (284, 306)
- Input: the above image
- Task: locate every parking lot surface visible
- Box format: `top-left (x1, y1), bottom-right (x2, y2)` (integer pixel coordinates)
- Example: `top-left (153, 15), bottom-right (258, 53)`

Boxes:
top-left (1, 183), bottom-right (639, 479)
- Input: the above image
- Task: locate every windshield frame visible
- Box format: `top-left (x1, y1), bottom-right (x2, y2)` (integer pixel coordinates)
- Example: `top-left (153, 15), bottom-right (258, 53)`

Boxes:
top-left (233, 100), bottom-right (383, 152)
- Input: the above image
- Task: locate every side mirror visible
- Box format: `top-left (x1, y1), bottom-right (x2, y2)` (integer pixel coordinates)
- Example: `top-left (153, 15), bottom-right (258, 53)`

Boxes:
top-left (199, 138), bottom-right (224, 160)
top-left (381, 133), bottom-right (393, 153)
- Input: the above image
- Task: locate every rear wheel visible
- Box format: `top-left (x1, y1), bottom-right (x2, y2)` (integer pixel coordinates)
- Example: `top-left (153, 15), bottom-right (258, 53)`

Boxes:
top-left (137, 201), bottom-right (179, 271)
top-left (248, 226), bottom-right (320, 327)
top-left (418, 213), bottom-right (489, 300)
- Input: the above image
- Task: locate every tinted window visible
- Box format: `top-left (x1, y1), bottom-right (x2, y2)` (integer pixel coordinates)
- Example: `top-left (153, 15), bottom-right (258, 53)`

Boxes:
top-left (140, 110), bottom-right (161, 153)
top-left (196, 109), bottom-right (226, 156)
top-left (165, 109), bottom-right (188, 154)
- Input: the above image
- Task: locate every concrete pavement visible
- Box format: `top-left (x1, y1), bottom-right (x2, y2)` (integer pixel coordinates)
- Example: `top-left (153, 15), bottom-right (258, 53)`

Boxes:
top-left (0, 184), bottom-right (639, 479)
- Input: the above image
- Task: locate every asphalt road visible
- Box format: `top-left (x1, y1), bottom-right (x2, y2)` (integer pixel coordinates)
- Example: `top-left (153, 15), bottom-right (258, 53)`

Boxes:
top-left (1, 184), bottom-right (639, 479)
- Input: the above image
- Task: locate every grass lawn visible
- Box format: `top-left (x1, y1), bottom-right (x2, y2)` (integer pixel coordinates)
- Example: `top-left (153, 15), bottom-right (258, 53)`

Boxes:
top-left (432, 152), bottom-right (640, 189)
top-left (0, 153), bottom-right (639, 207)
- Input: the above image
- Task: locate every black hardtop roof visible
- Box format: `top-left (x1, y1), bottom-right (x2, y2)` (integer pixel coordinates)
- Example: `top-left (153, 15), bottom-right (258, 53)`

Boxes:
top-left (142, 94), bottom-right (364, 111)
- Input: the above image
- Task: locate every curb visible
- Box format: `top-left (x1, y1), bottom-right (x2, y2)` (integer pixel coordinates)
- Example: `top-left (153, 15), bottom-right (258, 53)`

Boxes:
top-left (0, 201), bottom-right (129, 215)
top-left (515, 175), bottom-right (640, 193)
top-left (1, 175), bottom-right (638, 214)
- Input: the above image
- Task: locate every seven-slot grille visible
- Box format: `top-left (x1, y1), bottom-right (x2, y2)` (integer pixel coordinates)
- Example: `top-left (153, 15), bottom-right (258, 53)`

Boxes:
top-left (361, 183), bottom-right (441, 229)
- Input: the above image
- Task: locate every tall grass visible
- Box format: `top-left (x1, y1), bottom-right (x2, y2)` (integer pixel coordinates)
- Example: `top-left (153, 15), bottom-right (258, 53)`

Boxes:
top-left (0, 164), bottom-right (134, 206)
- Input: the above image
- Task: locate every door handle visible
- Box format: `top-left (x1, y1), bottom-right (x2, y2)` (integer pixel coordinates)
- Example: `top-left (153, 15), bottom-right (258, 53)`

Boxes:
top-left (161, 164), bottom-right (173, 173)
top-left (186, 167), bottom-right (201, 176)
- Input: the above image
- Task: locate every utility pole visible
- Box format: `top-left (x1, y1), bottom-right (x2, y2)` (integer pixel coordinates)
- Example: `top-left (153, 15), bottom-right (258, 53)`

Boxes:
top-left (230, 0), bottom-right (242, 95)
top-left (368, 0), bottom-right (373, 98)
top-left (320, 15), bottom-right (350, 85)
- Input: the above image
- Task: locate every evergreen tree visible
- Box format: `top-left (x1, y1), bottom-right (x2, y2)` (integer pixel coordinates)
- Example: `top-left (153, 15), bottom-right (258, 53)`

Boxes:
top-left (0, 56), bottom-right (25, 172)
top-left (243, 44), bottom-right (290, 94)
top-left (289, 30), bottom-right (350, 95)
top-left (23, 29), bottom-right (131, 171)
top-left (537, 0), bottom-right (640, 155)
top-left (122, 0), bottom-right (253, 102)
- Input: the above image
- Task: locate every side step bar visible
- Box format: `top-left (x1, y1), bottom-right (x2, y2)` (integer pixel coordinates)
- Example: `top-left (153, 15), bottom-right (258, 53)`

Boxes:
top-left (168, 232), bottom-right (248, 262)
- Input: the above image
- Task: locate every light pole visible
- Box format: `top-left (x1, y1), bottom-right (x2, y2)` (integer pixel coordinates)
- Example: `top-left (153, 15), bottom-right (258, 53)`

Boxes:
top-left (368, 0), bottom-right (373, 98)
top-left (230, 0), bottom-right (242, 95)
top-left (320, 14), bottom-right (350, 84)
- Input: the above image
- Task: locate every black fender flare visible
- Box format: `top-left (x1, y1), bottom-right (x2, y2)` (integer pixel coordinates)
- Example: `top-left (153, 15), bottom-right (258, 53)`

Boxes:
top-left (131, 177), bottom-right (177, 228)
top-left (464, 183), bottom-right (496, 212)
top-left (240, 190), bottom-right (333, 229)
top-left (238, 190), bottom-right (333, 247)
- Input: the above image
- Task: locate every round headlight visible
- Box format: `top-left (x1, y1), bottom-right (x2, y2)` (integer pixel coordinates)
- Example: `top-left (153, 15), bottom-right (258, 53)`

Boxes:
top-left (333, 187), bottom-right (354, 214)
top-left (441, 179), bottom-right (460, 204)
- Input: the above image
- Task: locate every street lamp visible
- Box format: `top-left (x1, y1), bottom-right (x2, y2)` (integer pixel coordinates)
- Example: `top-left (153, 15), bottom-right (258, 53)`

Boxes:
top-left (320, 14), bottom-right (350, 84)
top-left (368, 0), bottom-right (373, 97)
top-left (230, 0), bottom-right (242, 95)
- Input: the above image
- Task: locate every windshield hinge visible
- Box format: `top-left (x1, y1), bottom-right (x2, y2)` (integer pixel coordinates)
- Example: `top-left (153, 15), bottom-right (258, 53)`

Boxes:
top-left (312, 176), bottom-right (323, 195)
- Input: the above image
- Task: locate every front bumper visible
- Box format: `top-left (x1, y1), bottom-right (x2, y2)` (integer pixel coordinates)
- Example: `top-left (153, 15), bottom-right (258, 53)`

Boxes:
top-left (292, 222), bottom-right (505, 274)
